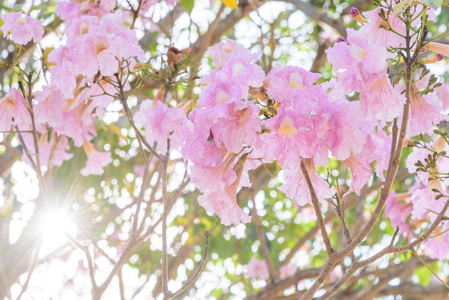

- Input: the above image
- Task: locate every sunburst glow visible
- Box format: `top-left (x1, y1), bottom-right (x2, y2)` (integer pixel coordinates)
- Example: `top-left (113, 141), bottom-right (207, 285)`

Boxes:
top-left (39, 209), bottom-right (78, 255)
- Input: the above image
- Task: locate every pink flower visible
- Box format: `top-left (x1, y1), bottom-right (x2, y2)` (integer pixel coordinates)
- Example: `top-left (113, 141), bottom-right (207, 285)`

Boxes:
top-left (259, 105), bottom-right (313, 168)
top-left (326, 33), bottom-right (394, 75)
top-left (406, 147), bottom-right (431, 183)
top-left (56, 2), bottom-right (83, 23)
top-left (1, 12), bottom-right (44, 45)
top-left (98, 0), bottom-right (116, 12)
top-left (333, 70), bottom-right (368, 96)
top-left (47, 46), bottom-right (78, 98)
top-left (204, 52), bottom-right (265, 89)
top-left (65, 15), bottom-right (100, 39)
top-left (197, 78), bottom-right (249, 110)
top-left (78, 33), bottom-right (128, 77)
top-left (406, 138), bottom-right (449, 220)
top-left (134, 100), bottom-right (183, 154)
top-left (263, 65), bottom-right (322, 111)
top-left (406, 84), bottom-right (443, 137)
top-left (0, 88), bottom-right (29, 131)
top-left (410, 182), bottom-right (448, 221)
top-left (54, 102), bottom-right (95, 147)
top-left (39, 135), bottom-right (74, 167)
top-left (247, 256), bottom-right (269, 280)
top-left (353, 8), bottom-right (405, 48)
top-left (280, 158), bottom-right (336, 207)
top-left (98, 12), bottom-right (145, 61)
top-left (423, 226), bottom-right (449, 260)
top-left (191, 149), bottom-right (252, 226)
top-left (372, 131), bottom-right (392, 180)
top-left (359, 73), bottom-right (405, 122)
top-left (215, 102), bottom-right (262, 151)
top-left (222, 56), bottom-right (265, 88)
top-left (56, 0), bottom-right (115, 21)
top-left (321, 78), bottom-right (349, 104)
top-left (342, 149), bottom-right (374, 196)
top-left (34, 86), bottom-right (67, 127)
top-left (406, 138), bottom-right (449, 184)
top-left (309, 101), bottom-right (366, 166)
top-left (385, 192), bottom-right (414, 239)
top-left (436, 81), bottom-right (449, 111)
top-left (80, 142), bottom-right (112, 176)
top-left (192, 101), bottom-right (262, 153)
top-left (279, 264), bottom-right (296, 279)
top-left (198, 190), bottom-right (251, 226)
top-left (207, 38), bottom-right (249, 67)
top-left (84, 80), bottom-right (116, 118)
top-left (180, 115), bottom-right (215, 166)
top-left (326, 33), bottom-right (396, 97)
top-left (342, 133), bottom-right (391, 195)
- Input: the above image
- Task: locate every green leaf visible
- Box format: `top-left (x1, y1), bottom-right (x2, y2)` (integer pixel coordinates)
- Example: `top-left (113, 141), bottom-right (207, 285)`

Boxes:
top-left (393, 0), bottom-right (413, 16)
top-left (180, 0), bottom-right (195, 14)
top-left (414, 266), bottom-right (432, 287)
top-left (420, 0), bottom-right (443, 10)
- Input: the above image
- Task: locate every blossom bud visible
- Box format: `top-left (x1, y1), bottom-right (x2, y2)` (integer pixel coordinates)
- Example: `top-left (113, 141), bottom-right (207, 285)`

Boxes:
top-left (249, 87), bottom-right (265, 100)
top-left (351, 7), bottom-right (366, 25)
top-left (176, 100), bottom-right (195, 114)
top-left (418, 53), bottom-right (444, 65)
top-left (133, 63), bottom-right (148, 71)
top-left (433, 136), bottom-right (446, 153)
top-left (83, 141), bottom-right (96, 157)
top-left (225, 153), bottom-right (248, 199)
top-left (423, 42), bottom-right (449, 58)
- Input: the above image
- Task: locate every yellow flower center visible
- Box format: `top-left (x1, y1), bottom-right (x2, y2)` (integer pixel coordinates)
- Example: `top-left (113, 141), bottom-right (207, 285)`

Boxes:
top-left (16, 17), bottom-right (27, 25)
top-left (322, 113), bottom-right (330, 131)
top-left (278, 117), bottom-right (298, 137)
top-left (289, 71), bottom-right (305, 90)
top-left (222, 43), bottom-right (233, 53)
top-left (350, 45), bottom-right (366, 61)
top-left (232, 62), bottom-right (245, 77)
top-left (237, 108), bottom-right (250, 124)
top-left (93, 39), bottom-right (108, 55)
top-left (216, 90), bottom-right (230, 104)
top-left (2, 95), bottom-right (16, 110)
top-left (80, 22), bottom-right (89, 35)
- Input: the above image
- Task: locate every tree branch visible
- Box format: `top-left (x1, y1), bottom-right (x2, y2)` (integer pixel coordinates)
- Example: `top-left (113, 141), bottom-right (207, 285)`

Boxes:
top-left (300, 159), bottom-right (335, 256)
top-left (281, 0), bottom-right (347, 37)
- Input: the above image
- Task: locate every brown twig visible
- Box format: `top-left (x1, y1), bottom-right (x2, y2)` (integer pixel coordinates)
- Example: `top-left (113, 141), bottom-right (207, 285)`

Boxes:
top-left (300, 159), bottom-right (335, 256)
top-left (161, 140), bottom-right (170, 298)
top-left (65, 234), bottom-right (98, 292)
top-left (169, 230), bottom-right (211, 298)
top-left (131, 158), bottom-right (151, 239)
top-left (16, 243), bottom-right (41, 300)
top-left (252, 195), bottom-right (279, 281)
top-left (318, 198), bottom-right (449, 300)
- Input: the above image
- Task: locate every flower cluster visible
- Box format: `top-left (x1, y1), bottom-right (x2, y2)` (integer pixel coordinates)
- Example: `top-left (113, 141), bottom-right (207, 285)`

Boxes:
top-left (45, 3), bottom-right (146, 174)
top-left (182, 39), bottom-right (265, 225)
top-left (1, 12), bottom-right (44, 45)
top-left (0, 1), bottom-right (145, 176)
